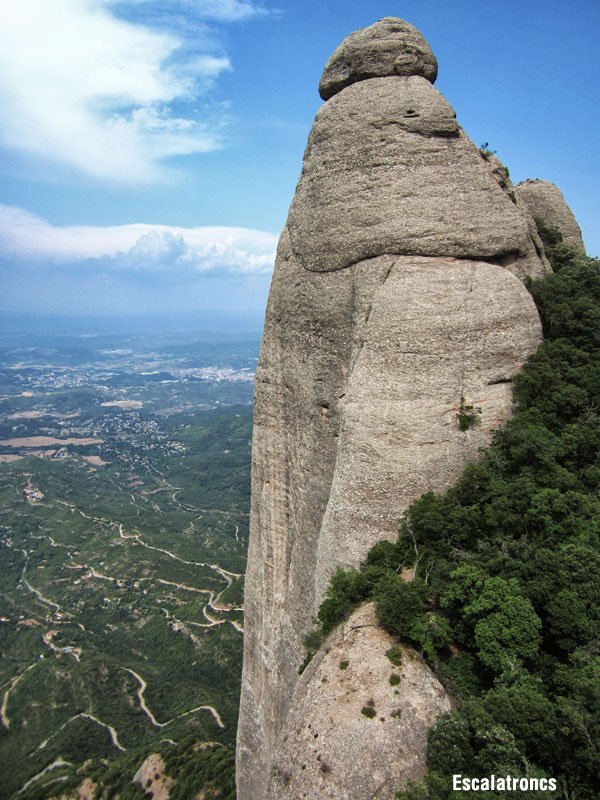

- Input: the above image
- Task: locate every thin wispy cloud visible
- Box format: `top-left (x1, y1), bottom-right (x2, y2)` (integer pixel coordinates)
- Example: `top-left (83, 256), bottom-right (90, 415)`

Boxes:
top-left (113, 0), bottom-right (269, 23)
top-left (0, 0), bottom-right (267, 183)
top-left (0, 205), bottom-right (277, 275)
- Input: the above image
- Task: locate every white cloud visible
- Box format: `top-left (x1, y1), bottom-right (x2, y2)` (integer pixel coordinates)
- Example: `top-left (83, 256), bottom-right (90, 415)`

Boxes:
top-left (0, 205), bottom-right (277, 275)
top-left (189, 0), bottom-right (268, 20)
top-left (0, 0), bottom-right (268, 182)
top-left (113, 0), bottom-right (269, 22)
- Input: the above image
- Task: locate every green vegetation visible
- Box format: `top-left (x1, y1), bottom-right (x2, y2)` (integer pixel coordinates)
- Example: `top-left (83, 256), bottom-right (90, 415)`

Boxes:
top-left (17, 737), bottom-right (236, 800)
top-left (298, 628), bottom-right (325, 674)
top-left (456, 396), bottom-right (481, 432)
top-left (317, 235), bottom-right (600, 798)
top-left (478, 142), bottom-right (496, 161)
top-left (361, 705), bottom-right (377, 719)
top-left (0, 331), bottom-right (253, 798)
top-left (386, 644), bottom-right (403, 667)
top-left (164, 738), bottom-right (236, 800)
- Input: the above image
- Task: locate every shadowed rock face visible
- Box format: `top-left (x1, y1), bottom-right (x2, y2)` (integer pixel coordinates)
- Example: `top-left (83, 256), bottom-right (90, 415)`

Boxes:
top-left (237, 18), bottom-right (547, 800)
top-left (515, 179), bottom-right (586, 253)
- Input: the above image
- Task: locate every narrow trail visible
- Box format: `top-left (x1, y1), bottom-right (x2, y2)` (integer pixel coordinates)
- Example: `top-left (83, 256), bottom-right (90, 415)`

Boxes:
top-left (1, 476), bottom-right (240, 763)
top-left (1, 664), bottom-right (37, 729)
top-left (42, 629), bottom-right (82, 662)
top-left (88, 565), bottom-right (121, 582)
top-left (37, 712), bottom-right (126, 752)
top-left (157, 578), bottom-right (213, 598)
top-left (161, 605), bottom-right (215, 643)
top-left (123, 668), bottom-right (165, 728)
top-left (51, 498), bottom-right (241, 606)
top-left (30, 532), bottom-right (70, 551)
top-left (18, 549), bottom-right (62, 614)
top-left (55, 497), bottom-right (243, 589)
top-left (42, 630), bottom-right (60, 656)
top-left (193, 504), bottom-right (249, 519)
top-left (176, 704), bottom-right (224, 728)
top-left (123, 667), bottom-right (225, 729)
top-left (17, 758), bottom-right (73, 795)
top-left (156, 577), bottom-right (241, 612)
top-left (22, 576), bottom-right (60, 612)
top-left (202, 606), bottom-right (223, 626)
top-left (146, 466), bottom-right (248, 519)
top-left (83, 568), bottom-right (239, 635)
top-left (162, 600), bottom-right (242, 636)
top-left (117, 524), bottom-right (242, 583)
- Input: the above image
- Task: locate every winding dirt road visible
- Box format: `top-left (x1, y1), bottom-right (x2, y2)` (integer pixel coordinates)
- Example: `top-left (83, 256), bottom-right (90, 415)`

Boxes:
top-left (123, 668), bottom-right (225, 729)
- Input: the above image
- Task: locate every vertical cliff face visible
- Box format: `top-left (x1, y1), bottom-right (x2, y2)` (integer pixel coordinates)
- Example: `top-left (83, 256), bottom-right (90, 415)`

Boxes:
top-left (237, 18), bottom-right (547, 800)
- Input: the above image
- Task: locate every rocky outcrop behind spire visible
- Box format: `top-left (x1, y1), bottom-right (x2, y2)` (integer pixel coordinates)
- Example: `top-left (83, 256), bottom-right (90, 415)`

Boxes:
top-left (515, 179), bottom-right (586, 252)
top-left (237, 18), bottom-right (548, 800)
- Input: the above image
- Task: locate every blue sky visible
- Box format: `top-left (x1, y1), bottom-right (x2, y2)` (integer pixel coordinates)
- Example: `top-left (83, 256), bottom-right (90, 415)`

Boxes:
top-left (0, 0), bottom-right (598, 317)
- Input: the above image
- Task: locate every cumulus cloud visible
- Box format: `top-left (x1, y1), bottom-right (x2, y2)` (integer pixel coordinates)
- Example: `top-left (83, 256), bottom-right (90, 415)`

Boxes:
top-left (0, 205), bottom-right (277, 275)
top-left (0, 0), bottom-right (267, 182)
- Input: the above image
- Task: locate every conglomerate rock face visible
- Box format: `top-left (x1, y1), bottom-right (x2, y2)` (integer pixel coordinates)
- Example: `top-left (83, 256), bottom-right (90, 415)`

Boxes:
top-left (268, 604), bottom-right (452, 800)
top-left (313, 256), bottom-right (543, 604)
top-left (288, 76), bottom-right (546, 279)
top-left (319, 17), bottom-right (438, 100)
top-left (515, 179), bottom-right (586, 253)
top-left (237, 18), bottom-right (549, 800)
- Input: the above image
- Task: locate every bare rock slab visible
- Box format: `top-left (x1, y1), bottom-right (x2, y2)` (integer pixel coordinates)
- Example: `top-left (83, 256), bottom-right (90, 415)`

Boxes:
top-left (314, 256), bottom-right (542, 601)
top-left (267, 604), bottom-right (451, 800)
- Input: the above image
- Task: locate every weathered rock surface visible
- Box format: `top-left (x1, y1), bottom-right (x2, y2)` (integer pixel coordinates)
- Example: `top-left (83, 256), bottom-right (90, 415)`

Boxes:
top-left (77, 780), bottom-right (97, 800)
top-left (289, 76), bottom-right (547, 280)
top-left (237, 17), bottom-right (548, 800)
top-left (133, 754), bottom-right (173, 800)
top-left (319, 17), bottom-right (438, 100)
top-left (237, 242), bottom-right (542, 800)
top-left (268, 604), bottom-right (452, 800)
top-left (314, 256), bottom-right (542, 602)
top-left (55, 779), bottom-right (97, 800)
top-left (515, 179), bottom-right (586, 252)
top-left (238, 234), bottom-right (390, 800)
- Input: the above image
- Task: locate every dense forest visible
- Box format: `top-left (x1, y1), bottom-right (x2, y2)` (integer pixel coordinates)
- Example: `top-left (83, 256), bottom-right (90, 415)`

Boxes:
top-left (316, 227), bottom-right (600, 799)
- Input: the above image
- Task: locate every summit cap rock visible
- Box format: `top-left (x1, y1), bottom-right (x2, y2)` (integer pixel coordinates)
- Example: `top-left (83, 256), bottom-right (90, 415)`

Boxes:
top-left (319, 17), bottom-right (438, 100)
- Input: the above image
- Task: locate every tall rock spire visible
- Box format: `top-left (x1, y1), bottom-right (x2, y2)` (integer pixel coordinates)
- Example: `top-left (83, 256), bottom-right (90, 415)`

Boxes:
top-left (237, 19), bottom-right (546, 800)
